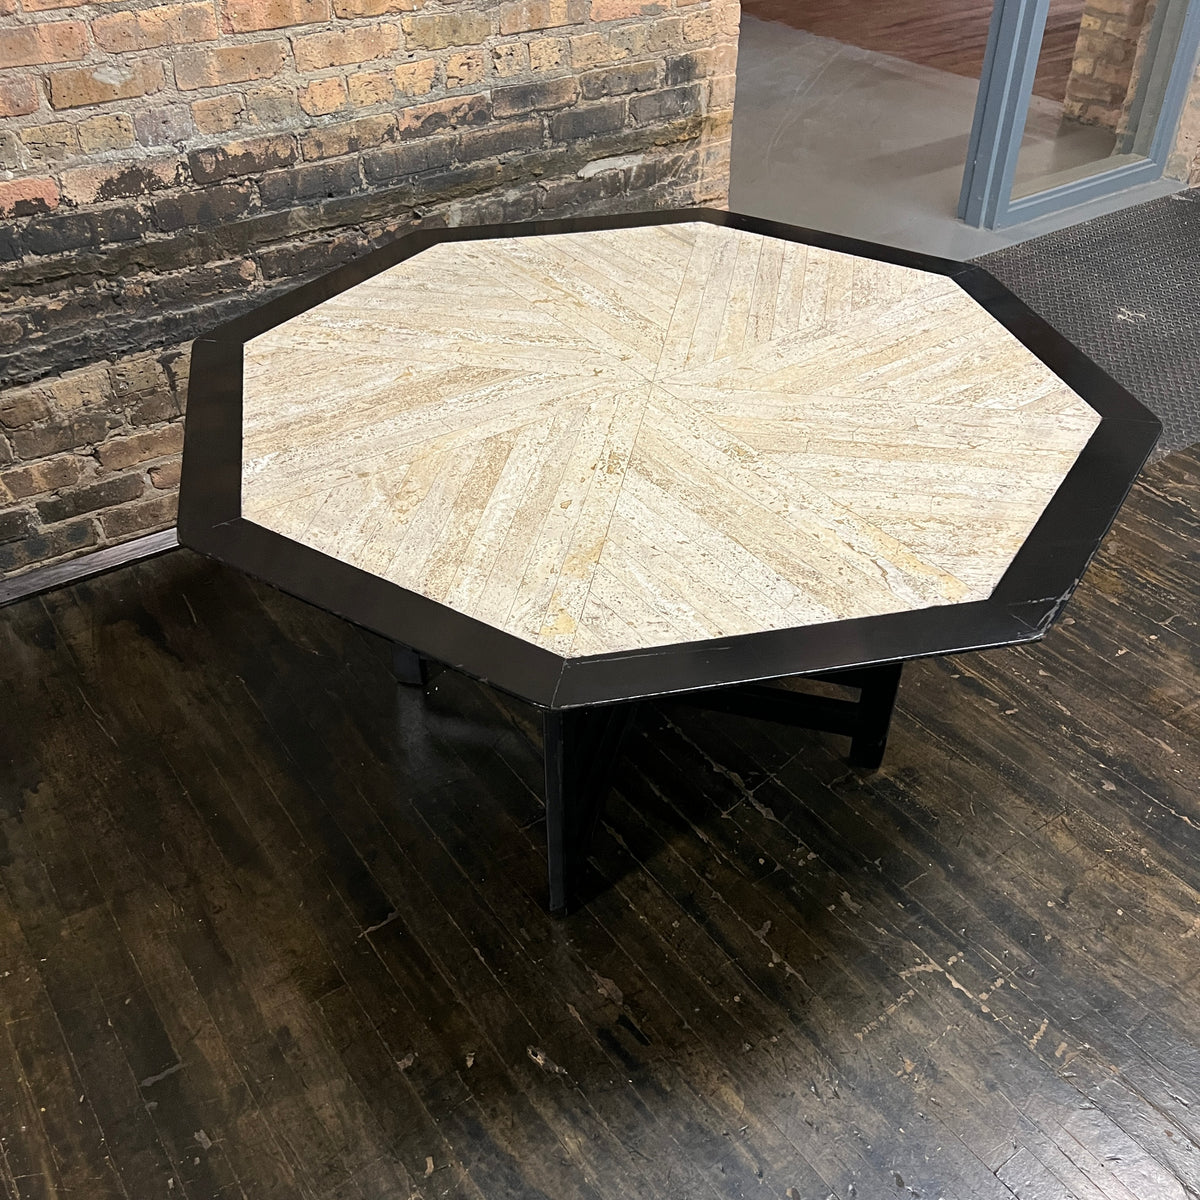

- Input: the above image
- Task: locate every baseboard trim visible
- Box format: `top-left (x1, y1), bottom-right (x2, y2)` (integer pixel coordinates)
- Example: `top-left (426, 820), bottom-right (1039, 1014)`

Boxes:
top-left (0, 527), bottom-right (180, 608)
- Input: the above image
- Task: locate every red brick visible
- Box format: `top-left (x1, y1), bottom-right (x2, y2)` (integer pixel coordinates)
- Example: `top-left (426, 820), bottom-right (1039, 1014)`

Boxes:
top-left (294, 24), bottom-right (400, 71)
top-left (299, 113), bottom-right (395, 159)
top-left (60, 160), bottom-right (179, 205)
top-left (0, 77), bottom-right (39, 118)
top-left (590, 0), bottom-right (664, 19)
top-left (95, 424), bottom-right (184, 470)
top-left (498, 0), bottom-right (584, 35)
top-left (92, 2), bottom-right (218, 52)
top-left (346, 70), bottom-right (392, 107)
top-left (393, 57), bottom-right (436, 96)
top-left (174, 40), bottom-right (285, 89)
top-left (48, 61), bottom-right (164, 110)
top-left (20, 0), bottom-right (81, 10)
top-left (98, 492), bottom-right (176, 540)
top-left (331, 0), bottom-right (417, 13)
top-left (149, 460), bottom-right (181, 490)
top-left (0, 20), bottom-right (87, 70)
top-left (298, 76), bottom-right (347, 115)
top-left (394, 93), bottom-right (488, 138)
top-left (0, 177), bottom-right (59, 219)
top-left (225, 0), bottom-right (329, 33)
top-left (402, 11), bottom-right (492, 50)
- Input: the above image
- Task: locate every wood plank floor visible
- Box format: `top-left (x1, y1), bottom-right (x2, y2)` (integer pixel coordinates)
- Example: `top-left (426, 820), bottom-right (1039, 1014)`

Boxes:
top-left (739, 0), bottom-right (1087, 102)
top-left (1, 445), bottom-right (1198, 1200)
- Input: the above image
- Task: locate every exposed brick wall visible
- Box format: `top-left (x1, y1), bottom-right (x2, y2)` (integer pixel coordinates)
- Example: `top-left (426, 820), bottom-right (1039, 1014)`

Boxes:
top-left (0, 0), bottom-right (739, 577)
top-left (1168, 57), bottom-right (1200, 183)
top-left (0, 344), bottom-right (188, 572)
top-left (1062, 0), bottom-right (1152, 130)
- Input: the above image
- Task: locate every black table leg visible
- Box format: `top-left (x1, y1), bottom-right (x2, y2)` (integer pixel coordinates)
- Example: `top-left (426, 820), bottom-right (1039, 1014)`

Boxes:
top-left (392, 645), bottom-right (428, 687)
top-left (543, 704), bottom-right (636, 913)
top-left (847, 661), bottom-right (903, 769)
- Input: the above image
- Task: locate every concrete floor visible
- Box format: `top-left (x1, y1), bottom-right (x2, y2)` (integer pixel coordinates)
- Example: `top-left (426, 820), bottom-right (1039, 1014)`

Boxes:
top-left (729, 15), bottom-right (1184, 259)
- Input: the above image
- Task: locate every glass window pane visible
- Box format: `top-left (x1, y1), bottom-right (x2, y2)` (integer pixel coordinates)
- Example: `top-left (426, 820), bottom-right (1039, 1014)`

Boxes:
top-left (1012, 0), bottom-right (1189, 198)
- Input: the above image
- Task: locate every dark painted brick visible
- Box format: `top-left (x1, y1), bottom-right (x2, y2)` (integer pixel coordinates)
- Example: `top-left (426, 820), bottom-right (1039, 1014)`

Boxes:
top-left (362, 138), bottom-right (455, 184)
top-left (581, 62), bottom-right (658, 100)
top-left (22, 214), bottom-right (96, 256)
top-left (457, 120), bottom-right (544, 162)
top-left (0, 226), bottom-right (20, 262)
top-left (0, 508), bottom-right (31, 544)
top-left (549, 99), bottom-right (626, 142)
top-left (664, 53), bottom-right (704, 86)
top-left (628, 85), bottom-right (701, 125)
top-left (0, 516), bottom-right (97, 573)
top-left (36, 472), bottom-right (144, 524)
top-left (188, 135), bottom-right (297, 184)
top-left (11, 411), bottom-right (122, 459)
top-left (259, 159), bottom-right (361, 207)
top-left (93, 206), bottom-right (146, 244)
top-left (151, 183), bottom-right (254, 232)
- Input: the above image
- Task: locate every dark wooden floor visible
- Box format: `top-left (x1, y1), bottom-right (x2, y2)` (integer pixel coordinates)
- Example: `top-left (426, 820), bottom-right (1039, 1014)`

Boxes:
top-left (1, 446), bottom-right (1199, 1200)
top-left (738, 0), bottom-right (1086, 101)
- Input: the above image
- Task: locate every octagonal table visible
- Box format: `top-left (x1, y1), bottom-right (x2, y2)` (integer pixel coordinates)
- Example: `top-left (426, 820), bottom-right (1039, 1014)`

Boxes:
top-left (179, 209), bottom-right (1160, 911)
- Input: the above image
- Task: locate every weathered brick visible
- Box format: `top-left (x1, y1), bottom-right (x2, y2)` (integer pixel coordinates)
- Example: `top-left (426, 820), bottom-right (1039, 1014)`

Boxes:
top-left (23, 213), bottom-right (96, 256)
top-left (498, 0), bottom-right (585, 35)
top-left (628, 83), bottom-right (699, 124)
top-left (256, 229), bottom-right (366, 279)
top-left (0, 177), bottom-right (59, 219)
top-left (95, 424), bottom-right (184, 470)
top-left (299, 114), bottom-right (396, 160)
top-left (581, 60), bottom-right (657, 98)
top-left (189, 133), bottom-right (297, 182)
top-left (151, 183), bottom-right (255, 231)
top-left (133, 105), bottom-right (196, 147)
top-left (494, 76), bottom-right (578, 118)
top-left (191, 93), bottom-right (245, 134)
top-left (0, 454), bottom-right (86, 500)
top-left (402, 11), bottom-right (492, 51)
top-left (99, 492), bottom-right (177, 540)
top-left (393, 58), bottom-right (437, 96)
top-left (299, 76), bottom-right (347, 115)
top-left (19, 122), bottom-right (79, 162)
top-left (361, 136), bottom-right (453, 183)
top-left (0, 509), bottom-right (32, 544)
top-left (457, 119), bottom-right (543, 161)
top-left (244, 83), bottom-right (300, 126)
top-left (445, 51), bottom-right (486, 89)
top-left (332, 0), bottom-right (417, 13)
top-left (149, 460), bottom-right (181, 490)
top-left (49, 61), bottom-right (165, 111)
top-left (175, 40), bottom-right (285, 89)
top-left (395, 94), bottom-right (489, 139)
top-left (0, 77), bottom-right (39, 118)
top-left (0, 21), bottom-right (87, 70)
top-left (37, 472), bottom-right (145, 524)
top-left (529, 37), bottom-right (566, 70)
top-left (77, 113), bottom-right (137, 154)
top-left (60, 160), bottom-right (180, 205)
top-left (549, 97), bottom-right (624, 140)
top-left (346, 70), bottom-right (393, 107)
top-left (94, 206), bottom-right (147, 243)
top-left (260, 157), bottom-right (360, 205)
top-left (227, 0), bottom-right (329, 31)
top-left (294, 24), bottom-right (400, 71)
top-left (590, 0), bottom-right (664, 19)
top-left (92, 2), bottom-right (218, 52)
top-left (0, 386), bottom-right (54, 430)
top-left (0, 517), bottom-right (98, 573)
top-left (492, 42), bottom-right (529, 77)
top-left (12, 412), bottom-right (122, 460)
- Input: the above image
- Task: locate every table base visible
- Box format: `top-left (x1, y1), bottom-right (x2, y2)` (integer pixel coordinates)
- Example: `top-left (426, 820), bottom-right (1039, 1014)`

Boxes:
top-left (394, 648), bottom-right (902, 912)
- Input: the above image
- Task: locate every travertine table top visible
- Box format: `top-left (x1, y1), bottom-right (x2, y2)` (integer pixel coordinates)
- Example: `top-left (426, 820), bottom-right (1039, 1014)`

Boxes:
top-left (239, 221), bottom-right (1100, 657)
